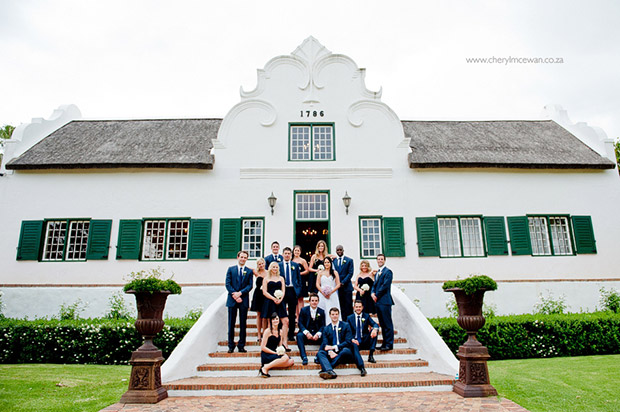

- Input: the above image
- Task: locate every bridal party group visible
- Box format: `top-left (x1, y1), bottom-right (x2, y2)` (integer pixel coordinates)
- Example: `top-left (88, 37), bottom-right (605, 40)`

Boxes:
top-left (225, 240), bottom-right (395, 379)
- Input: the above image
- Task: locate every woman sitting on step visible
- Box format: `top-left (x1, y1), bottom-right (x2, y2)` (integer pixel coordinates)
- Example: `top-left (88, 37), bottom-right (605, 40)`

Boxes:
top-left (259, 313), bottom-right (294, 377)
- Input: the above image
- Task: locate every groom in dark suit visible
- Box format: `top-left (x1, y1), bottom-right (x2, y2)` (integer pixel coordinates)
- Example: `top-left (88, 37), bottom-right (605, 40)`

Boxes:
top-left (264, 241), bottom-right (283, 268)
top-left (279, 247), bottom-right (302, 341)
top-left (371, 253), bottom-right (394, 351)
top-left (296, 293), bottom-right (325, 365)
top-left (347, 300), bottom-right (379, 364)
top-left (225, 250), bottom-right (253, 353)
top-left (334, 245), bottom-right (354, 320)
top-left (317, 307), bottom-right (367, 378)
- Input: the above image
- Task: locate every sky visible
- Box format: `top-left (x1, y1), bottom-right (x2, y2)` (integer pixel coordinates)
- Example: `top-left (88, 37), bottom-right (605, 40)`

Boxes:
top-left (1, 0), bottom-right (619, 142)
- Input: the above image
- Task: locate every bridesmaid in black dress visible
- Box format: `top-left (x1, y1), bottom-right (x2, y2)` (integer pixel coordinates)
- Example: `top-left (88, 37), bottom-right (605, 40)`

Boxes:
top-left (308, 240), bottom-right (329, 295)
top-left (259, 313), bottom-right (294, 377)
top-left (249, 258), bottom-right (267, 339)
top-left (353, 260), bottom-right (376, 314)
top-left (261, 262), bottom-right (289, 348)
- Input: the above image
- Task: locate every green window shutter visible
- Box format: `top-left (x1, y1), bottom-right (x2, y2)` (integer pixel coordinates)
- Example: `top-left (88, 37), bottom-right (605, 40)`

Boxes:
top-left (17, 220), bottom-right (44, 261)
top-left (382, 217), bottom-right (405, 257)
top-left (218, 218), bottom-right (241, 259)
top-left (484, 216), bottom-right (508, 256)
top-left (572, 216), bottom-right (597, 254)
top-left (507, 216), bottom-right (532, 256)
top-left (188, 219), bottom-right (212, 259)
top-left (116, 220), bottom-right (142, 260)
top-left (86, 220), bottom-right (112, 260)
top-left (415, 217), bottom-right (440, 257)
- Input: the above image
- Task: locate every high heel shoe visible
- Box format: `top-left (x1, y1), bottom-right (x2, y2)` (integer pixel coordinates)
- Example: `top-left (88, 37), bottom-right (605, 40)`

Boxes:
top-left (259, 367), bottom-right (270, 378)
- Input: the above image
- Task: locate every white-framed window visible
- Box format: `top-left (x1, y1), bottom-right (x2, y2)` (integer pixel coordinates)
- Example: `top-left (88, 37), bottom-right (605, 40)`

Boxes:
top-left (242, 219), bottom-right (263, 259)
top-left (289, 124), bottom-right (334, 161)
top-left (528, 216), bottom-right (573, 256)
top-left (42, 220), bottom-right (90, 262)
top-left (296, 192), bottom-right (329, 220)
top-left (142, 219), bottom-right (190, 261)
top-left (360, 218), bottom-right (382, 258)
top-left (438, 217), bottom-right (484, 258)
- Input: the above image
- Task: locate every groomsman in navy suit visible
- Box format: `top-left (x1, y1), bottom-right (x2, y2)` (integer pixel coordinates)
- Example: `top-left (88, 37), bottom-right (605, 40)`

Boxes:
top-left (296, 293), bottom-right (325, 365)
top-left (264, 241), bottom-right (283, 268)
top-left (317, 307), bottom-right (367, 379)
top-left (347, 300), bottom-right (379, 364)
top-left (334, 245), bottom-right (354, 320)
top-left (225, 250), bottom-right (253, 353)
top-left (279, 247), bottom-right (302, 341)
top-left (371, 253), bottom-right (394, 351)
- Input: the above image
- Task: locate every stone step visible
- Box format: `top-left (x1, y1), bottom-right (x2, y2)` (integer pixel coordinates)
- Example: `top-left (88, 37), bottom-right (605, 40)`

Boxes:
top-left (216, 342), bottom-right (410, 353)
top-left (195, 360), bottom-right (431, 377)
top-left (218, 337), bottom-right (407, 347)
top-left (164, 372), bottom-right (455, 396)
top-left (234, 329), bottom-right (398, 337)
top-left (208, 348), bottom-right (417, 358)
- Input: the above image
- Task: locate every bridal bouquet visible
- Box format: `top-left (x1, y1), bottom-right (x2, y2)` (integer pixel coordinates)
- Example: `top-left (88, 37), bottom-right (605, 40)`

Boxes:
top-left (321, 285), bottom-right (333, 295)
top-left (361, 284), bottom-right (370, 292)
top-left (276, 346), bottom-right (286, 356)
top-left (318, 265), bottom-right (325, 271)
top-left (274, 290), bottom-right (284, 300)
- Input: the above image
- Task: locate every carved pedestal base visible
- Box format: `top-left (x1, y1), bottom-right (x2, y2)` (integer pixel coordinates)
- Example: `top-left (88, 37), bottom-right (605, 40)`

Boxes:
top-left (120, 350), bottom-right (168, 404)
top-left (453, 340), bottom-right (498, 398)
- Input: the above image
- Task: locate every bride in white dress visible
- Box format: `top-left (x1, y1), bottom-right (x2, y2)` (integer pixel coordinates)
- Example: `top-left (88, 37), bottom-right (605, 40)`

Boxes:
top-left (316, 256), bottom-right (341, 324)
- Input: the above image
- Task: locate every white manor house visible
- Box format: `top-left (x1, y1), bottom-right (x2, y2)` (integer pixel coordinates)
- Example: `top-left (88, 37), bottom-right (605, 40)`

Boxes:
top-left (1, 37), bottom-right (619, 319)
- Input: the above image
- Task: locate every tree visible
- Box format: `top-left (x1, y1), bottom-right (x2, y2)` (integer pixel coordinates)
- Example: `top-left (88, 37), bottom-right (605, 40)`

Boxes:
top-left (0, 124), bottom-right (15, 165)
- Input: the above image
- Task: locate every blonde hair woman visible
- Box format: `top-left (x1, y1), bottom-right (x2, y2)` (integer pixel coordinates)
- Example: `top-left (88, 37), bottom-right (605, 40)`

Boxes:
top-left (308, 240), bottom-right (329, 295)
top-left (352, 259), bottom-right (376, 314)
top-left (261, 262), bottom-right (291, 350)
top-left (250, 257), bottom-right (268, 339)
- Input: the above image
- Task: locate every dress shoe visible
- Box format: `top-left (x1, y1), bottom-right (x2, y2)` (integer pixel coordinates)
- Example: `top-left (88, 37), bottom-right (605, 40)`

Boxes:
top-left (314, 358), bottom-right (320, 364)
top-left (367, 354), bottom-right (376, 363)
top-left (227, 348), bottom-right (234, 353)
top-left (328, 371), bottom-right (337, 379)
top-left (319, 371), bottom-right (331, 379)
top-left (238, 348), bottom-right (247, 353)
top-left (259, 367), bottom-right (270, 378)
top-left (378, 346), bottom-right (392, 351)
top-left (360, 367), bottom-right (367, 377)
top-left (302, 358), bottom-right (308, 366)
top-left (285, 347), bottom-right (292, 352)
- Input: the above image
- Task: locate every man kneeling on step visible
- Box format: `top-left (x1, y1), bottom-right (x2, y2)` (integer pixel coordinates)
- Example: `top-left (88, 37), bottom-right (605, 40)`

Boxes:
top-left (347, 300), bottom-right (379, 365)
top-left (316, 307), bottom-right (367, 379)
top-left (296, 293), bottom-right (325, 366)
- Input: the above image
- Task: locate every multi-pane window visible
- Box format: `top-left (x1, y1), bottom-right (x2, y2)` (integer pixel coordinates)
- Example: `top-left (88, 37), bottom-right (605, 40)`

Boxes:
top-left (296, 193), bottom-right (329, 220)
top-left (42, 220), bottom-right (90, 261)
top-left (242, 219), bottom-right (263, 259)
top-left (289, 124), bottom-right (334, 161)
top-left (438, 217), bottom-right (484, 257)
top-left (142, 219), bottom-right (190, 261)
top-left (528, 216), bottom-right (572, 256)
top-left (360, 218), bottom-right (382, 258)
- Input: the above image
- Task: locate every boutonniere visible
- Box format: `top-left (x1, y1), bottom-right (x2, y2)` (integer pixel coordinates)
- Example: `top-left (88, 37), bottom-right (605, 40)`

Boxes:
top-left (316, 313), bottom-right (320, 317)
top-left (343, 259), bottom-right (346, 263)
top-left (338, 327), bottom-right (342, 331)
top-left (276, 257), bottom-right (281, 262)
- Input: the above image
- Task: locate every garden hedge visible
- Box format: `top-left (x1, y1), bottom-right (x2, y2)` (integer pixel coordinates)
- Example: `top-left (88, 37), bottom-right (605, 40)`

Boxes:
top-left (0, 312), bottom-right (618, 364)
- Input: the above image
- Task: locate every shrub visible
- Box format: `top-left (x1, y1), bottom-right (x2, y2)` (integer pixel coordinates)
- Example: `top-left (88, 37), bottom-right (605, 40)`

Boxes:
top-left (534, 291), bottom-right (567, 315)
top-left (105, 292), bottom-right (132, 320)
top-left (182, 306), bottom-right (204, 321)
top-left (442, 275), bottom-right (498, 295)
top-left (0, 290), bottom-right (5, 319)
top-left (600, 287), bottom-right (620, 313)
top-left (58, 299), bottom-right (87, 320)
top-left (123, 267), bottom-right (182, 295)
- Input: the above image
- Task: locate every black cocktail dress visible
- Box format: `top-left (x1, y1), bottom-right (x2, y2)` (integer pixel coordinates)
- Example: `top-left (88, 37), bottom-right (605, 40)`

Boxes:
top-left (356, 276), bottom-right (376, 314)
top-left (261, 280), bottom-right (287, 318)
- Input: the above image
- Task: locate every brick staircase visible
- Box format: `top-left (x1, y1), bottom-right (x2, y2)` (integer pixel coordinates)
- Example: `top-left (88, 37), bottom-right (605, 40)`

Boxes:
top-left (163, 311), bottom-right (455, 396)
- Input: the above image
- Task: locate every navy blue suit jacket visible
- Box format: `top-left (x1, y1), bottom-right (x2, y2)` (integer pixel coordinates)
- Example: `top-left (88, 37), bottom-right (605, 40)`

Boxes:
top-left (371, 266), bottom-right (394, 306)
top-left (298, 306), bottom-right (325, 336)
top-left (320, 321), bottom-right (353, 352)
top-left (279, 260), bottom-right (302, 298)
top-left (334, 255), bottom-right (354, 292)
top-left (225, 265), bottom-right (253, 308)
top-left (347, 312), bottom-right (379, 340)
top-left (264, 254), bottom-right (283, 269)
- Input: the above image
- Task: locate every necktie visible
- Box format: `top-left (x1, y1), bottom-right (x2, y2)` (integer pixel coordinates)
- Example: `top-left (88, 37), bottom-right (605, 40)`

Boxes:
top-left (339, 257), bottom-right (343, 267)
top-left (333, 325), bottom-right (339, 346)
top-left (356, 315), bottom-right (362, 341)
top-left (238, 266), bottom-right (243, 282)
top-left (285, 262), bottom-right (291, 286)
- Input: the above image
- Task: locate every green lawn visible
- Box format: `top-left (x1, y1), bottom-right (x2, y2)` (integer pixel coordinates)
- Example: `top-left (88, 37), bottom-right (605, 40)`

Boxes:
top-left (0, 356), bottom-right (618, 412)
top-left (0, 364), bottom-right (130, 412)
top-left (489, 354), bottom-right (620, 412)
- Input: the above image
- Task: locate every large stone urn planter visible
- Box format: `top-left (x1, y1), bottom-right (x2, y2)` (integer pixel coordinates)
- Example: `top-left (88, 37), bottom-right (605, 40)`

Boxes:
top-left (445, 287), bottom-right (498, 397)
top-left (120, 290), bottom-right (170, 404)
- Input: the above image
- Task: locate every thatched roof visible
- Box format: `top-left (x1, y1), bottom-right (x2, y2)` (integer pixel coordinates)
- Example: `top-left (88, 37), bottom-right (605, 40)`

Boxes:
top-left (405, 120), bottom-right (615, 169)
top-left (6, 119), bottom-right (220, 170)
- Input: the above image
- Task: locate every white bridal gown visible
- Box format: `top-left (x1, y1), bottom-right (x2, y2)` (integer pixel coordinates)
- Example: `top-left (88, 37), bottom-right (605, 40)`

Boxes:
top-left (317, 273), bottom-right (341, 324)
